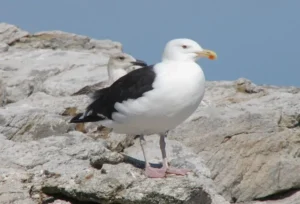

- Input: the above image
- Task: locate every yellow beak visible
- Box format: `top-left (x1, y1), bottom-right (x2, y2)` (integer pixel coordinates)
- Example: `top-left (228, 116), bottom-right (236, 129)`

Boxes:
top-left (196, 49), bottom-right (217, 60)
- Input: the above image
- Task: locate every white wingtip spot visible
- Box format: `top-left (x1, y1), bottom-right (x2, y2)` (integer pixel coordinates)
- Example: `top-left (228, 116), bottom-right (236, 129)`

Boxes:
top-left (87, 110), bottom-right (93, 116)
top-left (79, 114), bottom-right (84, 120)
top-left (97, 113), bottom-right (106, 118)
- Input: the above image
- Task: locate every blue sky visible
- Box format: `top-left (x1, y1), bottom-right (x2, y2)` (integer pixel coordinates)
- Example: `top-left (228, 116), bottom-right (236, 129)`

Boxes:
top-left (1, 1), bottom-right (299, 86)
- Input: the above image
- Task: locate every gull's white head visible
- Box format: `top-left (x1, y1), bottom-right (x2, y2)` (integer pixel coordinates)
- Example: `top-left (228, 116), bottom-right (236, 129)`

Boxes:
top-left (107, 53), bottom-right (147, 82)
top-left (108, 53), bottom-right (147, 70)
top-left (162, 38), bottom-right (217, 62)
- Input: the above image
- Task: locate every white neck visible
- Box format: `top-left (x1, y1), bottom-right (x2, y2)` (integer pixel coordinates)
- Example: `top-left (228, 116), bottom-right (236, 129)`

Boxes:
top-left (108, 68), bottom-right (127, 83)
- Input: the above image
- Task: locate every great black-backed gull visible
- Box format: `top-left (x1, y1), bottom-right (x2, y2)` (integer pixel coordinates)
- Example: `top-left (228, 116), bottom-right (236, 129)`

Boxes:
top-left (70, 38), bottom-right (217, 178)
top-left (71, 53), bottom-right (147, 96)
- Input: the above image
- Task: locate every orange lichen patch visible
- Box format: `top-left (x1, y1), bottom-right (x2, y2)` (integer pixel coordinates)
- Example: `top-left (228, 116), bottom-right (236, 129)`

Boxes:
top-left (85, 173), bottom-right (94, 180)
top-left (61, 107), bottom-right (78, 116)
top-left (75, 123), bottom-right (86, 133)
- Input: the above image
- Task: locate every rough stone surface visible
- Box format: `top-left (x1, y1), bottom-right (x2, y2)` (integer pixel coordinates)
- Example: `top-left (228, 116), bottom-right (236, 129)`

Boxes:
top-left (169, 80), bottom-right (300, 203)
top-left (106, 132), bottom-right (135, 152)
top-left (242, 191), bottom-right (300, 204)
top-left (235, 77), bottom-right (265, 94)
top-left (13, 30), bottom-right (122, 53)
top-left (1, 23), bottom-right (300, 204)
top-left (0, 23), bottom-right (122, 103)
top-left (0, 42), bottom-right (9, 52)
top-left (0, 23), bottom-right (229, 204)
top-left (42, 152), bottom-right (227, 204)
top-left (0, 131), bottom-right (228, 204)
top-left (0, 23), bottom-right (29, 44)
top-left (0, 93), bottom-right (91, 141)
top-left (0, 79), bottom-right (7, 106)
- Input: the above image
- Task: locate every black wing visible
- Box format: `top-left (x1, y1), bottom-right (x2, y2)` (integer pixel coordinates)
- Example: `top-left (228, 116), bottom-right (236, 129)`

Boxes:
top-left (70, 65), bottom-right (155, 123)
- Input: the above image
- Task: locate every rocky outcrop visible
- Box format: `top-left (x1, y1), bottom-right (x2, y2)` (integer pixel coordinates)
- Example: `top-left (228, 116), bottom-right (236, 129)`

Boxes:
top-left (0, 23), bottom-right (121, 103)
top-left (169, 80), bottom-right (300, 203)
top-left (0, 23), bottom-right (229, 204)
top-left (1, 23), bottom-right (299, 204)
top-left (0, 23), bottom-right (29, 45)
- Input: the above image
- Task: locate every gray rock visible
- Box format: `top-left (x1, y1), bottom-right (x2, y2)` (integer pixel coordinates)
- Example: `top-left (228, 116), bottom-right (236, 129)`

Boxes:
top-left (40, 136), bottom-right (228, 204)
top-left (1, 49), bottom-right (112, 102)
top-left (0, 23), bottom-right (230, 203)
top-left (42, 168), bottom-right (228, 204)
top-left (12, 30), bottom-right (121, 53)
top-left (0, 168), bottom-right (36, 204)
top-left (235, 77), bottom-right (265, 94)
top-left (169, 79), bottom-right (300, 202)
top-left (106, 132), bottom-right (135, 152)
top-left (90, 151), bottom-right (125, 169)
top-left (0, 132), bottom-right (108, 203)
top-left (0, 105), bottom-right (69, 141)
top-left (0, 131), bottom-right (228, 204)
top-left (0, 79), bottom-right (7, 106)
top-left (0, 24), bottom-right (122, 102)
top-left (2, 23), bottom-right (300, 203)
top-left (124, 136), bottom-right (212, 178)
top-left (239, 191), bottom-right (300, 204)
top-left (0, 23), bottom-right (29, 45)
top-left (0, 42), bottom-right (9, 52)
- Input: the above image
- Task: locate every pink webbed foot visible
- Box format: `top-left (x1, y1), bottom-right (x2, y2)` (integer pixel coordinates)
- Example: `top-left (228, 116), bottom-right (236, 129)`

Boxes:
top-left (145, 165), bottom-right (167, 178)
top-left (166, 167), bottom-right (191, 176)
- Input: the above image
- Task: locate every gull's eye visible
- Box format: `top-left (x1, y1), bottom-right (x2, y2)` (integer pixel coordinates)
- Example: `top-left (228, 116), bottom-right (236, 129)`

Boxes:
top-left (182, 45), bottom-right (188, 49)
top-left (118, 56), bottom-right (125, 60)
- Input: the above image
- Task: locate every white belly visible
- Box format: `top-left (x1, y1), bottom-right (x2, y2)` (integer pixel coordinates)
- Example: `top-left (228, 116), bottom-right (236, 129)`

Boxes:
top-left (105, 61), bottom-right (205, 135)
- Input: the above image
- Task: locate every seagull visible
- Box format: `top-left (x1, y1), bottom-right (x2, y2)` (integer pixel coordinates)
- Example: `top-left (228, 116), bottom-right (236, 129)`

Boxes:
top-left (70, 38), bottom-right (217, 178)
top-left (71, 53), bottom-right (147, 133)
top-left (71, 53), bottom-right (147, 96)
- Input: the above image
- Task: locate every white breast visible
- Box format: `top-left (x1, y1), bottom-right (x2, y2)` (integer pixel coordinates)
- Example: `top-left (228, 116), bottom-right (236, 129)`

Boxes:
top-left (110, 61), bottom-right (206, 135)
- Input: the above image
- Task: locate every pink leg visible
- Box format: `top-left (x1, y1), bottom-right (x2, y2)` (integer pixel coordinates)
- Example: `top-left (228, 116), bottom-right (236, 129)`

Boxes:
top-left (160, 134), bottom-right (190, 176)
top-left (139, 135), bottom-right (167, 178)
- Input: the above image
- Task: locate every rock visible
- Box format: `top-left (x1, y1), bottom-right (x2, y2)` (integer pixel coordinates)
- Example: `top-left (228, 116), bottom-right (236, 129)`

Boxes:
top-left (0, 169), bottom-right (36, 204)
top-left (240, 191), bottom-right (300, 204)
top-left (124, 136), bottom-right (212, 177)
top-left (0, 23), bottom-right (29, 45)
top-left (0, 131), bottom-right (228, 204)
top-left (0, 23), bottom-right (230, 204)
top-left (90, 151), bottom-right (125, 169)
top-left (235, 78), bottom-right (265, 94)
top-left (40, 136), bottom-right (228, 204)
top-left (106, 132), bottom-right (135, 152)
top-left (1, 49), bottom-right (111, 102)
top-left (0, 79), bottom-right (7, 106)
top-left (0, 92), bottom-right (91, 141)
top-left (278, 109), bottom-right (300, 129)
top-left (169, 80), bottom-right (300, 203)
top-left (42, 168), bottom-right (228, 204)
top-left (2, 23), bottom-right (300, 203)
top-left (12, 30), bottom-right (122, 53)
top-left (0, 25), bottom-right (122, 102)
top-left (0, 42), bottom-right (9, 52)
top-left (0, 108), bottom-right (69, 141)
top-left (0, 132), bottom-right (107, 204)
